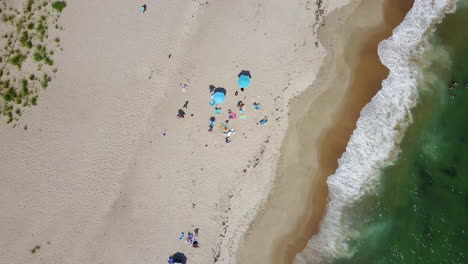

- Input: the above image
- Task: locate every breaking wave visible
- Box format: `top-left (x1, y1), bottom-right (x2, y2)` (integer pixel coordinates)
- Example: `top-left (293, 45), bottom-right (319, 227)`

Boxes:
top-left (294, 0), bottom-right (458, 263)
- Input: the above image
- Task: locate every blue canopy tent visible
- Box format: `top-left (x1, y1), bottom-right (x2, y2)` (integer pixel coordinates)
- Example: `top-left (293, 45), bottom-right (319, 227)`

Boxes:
top-left (211, 92), bottom-right (226, 105)
top-left (237, 75), bottom-right (251, 88)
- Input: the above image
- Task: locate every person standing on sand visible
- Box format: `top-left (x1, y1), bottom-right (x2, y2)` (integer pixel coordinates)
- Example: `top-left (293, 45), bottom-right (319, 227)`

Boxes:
top-left (140, 4), bottom-right (147, 13)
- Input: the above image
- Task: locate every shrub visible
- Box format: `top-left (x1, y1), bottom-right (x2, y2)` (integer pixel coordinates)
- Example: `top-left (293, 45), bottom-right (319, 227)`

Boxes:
top-left (51, 1), bottom-right (66, 12)
top-left (20, 31), bottom-right (32, 48)
top-left (25, 0), bottom-right (33, 12)
top-left (9, 53), bottom-right (26, 68)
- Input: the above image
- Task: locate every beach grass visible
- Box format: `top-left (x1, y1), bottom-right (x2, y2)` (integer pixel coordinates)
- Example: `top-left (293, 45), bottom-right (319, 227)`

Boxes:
top-left (52, 1), bottom-right (66, 13)
top-left (0, 0), bottom-right (67, 124)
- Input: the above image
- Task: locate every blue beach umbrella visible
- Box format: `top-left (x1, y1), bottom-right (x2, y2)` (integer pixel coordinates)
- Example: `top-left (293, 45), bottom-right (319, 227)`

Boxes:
top-left (212, 92), bottom-right (226, 104)
top-left (237, 75), bottom-right (251, 88)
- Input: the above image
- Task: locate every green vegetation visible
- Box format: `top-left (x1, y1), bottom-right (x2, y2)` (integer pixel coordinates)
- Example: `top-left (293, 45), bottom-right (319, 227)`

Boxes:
top-left (41, 74), bottom-right (51, 88)
top-left (51, 1), bottom-right (66, 12)
top-left (19, 31), bottom-right (33, 48)
top-left (30, 245), bottom-right (40, 254)
top-left (36, 21), bottom-right (47, 40)
top-left (0, 1), bottom-right (66, 125)
top-left (9, 53), bottom-right (26, 68)
top-left (25, 0), bottom-right (33, 13)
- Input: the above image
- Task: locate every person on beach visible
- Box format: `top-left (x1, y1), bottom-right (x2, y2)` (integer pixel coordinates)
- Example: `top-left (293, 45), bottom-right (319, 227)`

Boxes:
top-left (140, 4), bottom-right (147, 13)
top-left (225, 137), bottom-right (231, 143)
top-left (183, 100), bottom-right (189, 109)
top-left (192, 241), bottom-right (200, 248)
top-left (237, 101), bottom-right (244, 110)
top-left (253, 102), bottom-right (260, 110)
top-left (168, 255), bottom-right (175, 264)
top-left (180, 83), bottom-right (188, 93)
top-left (186, 232), bottom-right (193, 245)
top-left (235, 91), bottom-right (239, 96)
top-left (209, 116), bottom-right (215, 132)
top-left (162, 129), bottom-right (168, 136)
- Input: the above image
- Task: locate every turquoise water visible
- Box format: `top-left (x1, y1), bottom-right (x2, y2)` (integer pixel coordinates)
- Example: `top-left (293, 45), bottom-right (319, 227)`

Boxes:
top-left (333, 2), bottom-right (468, 263)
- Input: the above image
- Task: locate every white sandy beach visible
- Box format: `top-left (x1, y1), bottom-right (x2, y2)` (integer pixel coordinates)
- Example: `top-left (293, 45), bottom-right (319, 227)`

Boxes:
top-left (0, 0), bottom-right (357, 263)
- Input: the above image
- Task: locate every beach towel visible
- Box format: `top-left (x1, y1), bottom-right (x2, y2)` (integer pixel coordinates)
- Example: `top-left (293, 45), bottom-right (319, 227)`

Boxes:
top-left (240, 115), bottom-right (247, 120)
top-left (214, 109), bottom-right (222, 114)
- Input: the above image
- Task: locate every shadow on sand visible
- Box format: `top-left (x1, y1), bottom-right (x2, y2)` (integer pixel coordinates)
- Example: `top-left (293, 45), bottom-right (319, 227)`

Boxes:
top-left (213, 87), bottom-right (226, 95)
top-left (171, 252), bottom-right (187, 264)
top-left (238, 70), bottom-right (251, 78)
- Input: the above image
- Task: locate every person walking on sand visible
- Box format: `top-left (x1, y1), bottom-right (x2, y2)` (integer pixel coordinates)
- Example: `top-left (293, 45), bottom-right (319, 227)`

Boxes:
top-left (140, 4), bottom-right (147, 13)
top-left (183, 100), bottom-right (189, 109)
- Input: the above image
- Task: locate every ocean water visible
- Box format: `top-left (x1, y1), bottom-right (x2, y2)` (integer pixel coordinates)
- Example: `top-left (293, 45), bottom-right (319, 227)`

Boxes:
top-left (331, 1), bottom-right (468, 263)
top-left (294, 0), bottom-right (464, 263)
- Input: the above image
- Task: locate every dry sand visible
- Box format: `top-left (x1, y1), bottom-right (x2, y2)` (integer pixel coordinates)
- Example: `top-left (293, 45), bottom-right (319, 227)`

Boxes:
top-left (0, 0), bottom-right (351, 263)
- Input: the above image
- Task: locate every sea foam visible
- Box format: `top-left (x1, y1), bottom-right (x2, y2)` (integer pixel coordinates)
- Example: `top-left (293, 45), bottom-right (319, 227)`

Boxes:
top-left (294, 0), bottom-right (458, 263)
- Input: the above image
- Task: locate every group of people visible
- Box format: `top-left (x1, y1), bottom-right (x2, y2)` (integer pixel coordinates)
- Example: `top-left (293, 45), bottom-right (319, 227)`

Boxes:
top-left (209, 98), bottom-right (265, 143)
top-left (178, 230), bottom-right (200, 248)
top-left (448, 80), bottom-right (468, 99)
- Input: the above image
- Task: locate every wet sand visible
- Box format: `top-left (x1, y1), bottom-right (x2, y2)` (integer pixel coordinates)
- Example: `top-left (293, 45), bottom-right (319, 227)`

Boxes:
top-left (236, 0), bottom-right (415, 263)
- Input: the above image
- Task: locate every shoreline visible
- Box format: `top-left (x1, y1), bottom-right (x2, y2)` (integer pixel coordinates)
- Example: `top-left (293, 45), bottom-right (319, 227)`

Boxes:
top-left (236, 0), bottom-right (415, 263)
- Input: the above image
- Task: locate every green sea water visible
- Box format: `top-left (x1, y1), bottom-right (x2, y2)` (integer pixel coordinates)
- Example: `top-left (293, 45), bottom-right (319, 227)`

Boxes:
top-left (333, 2), bottom-right (468, 264)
